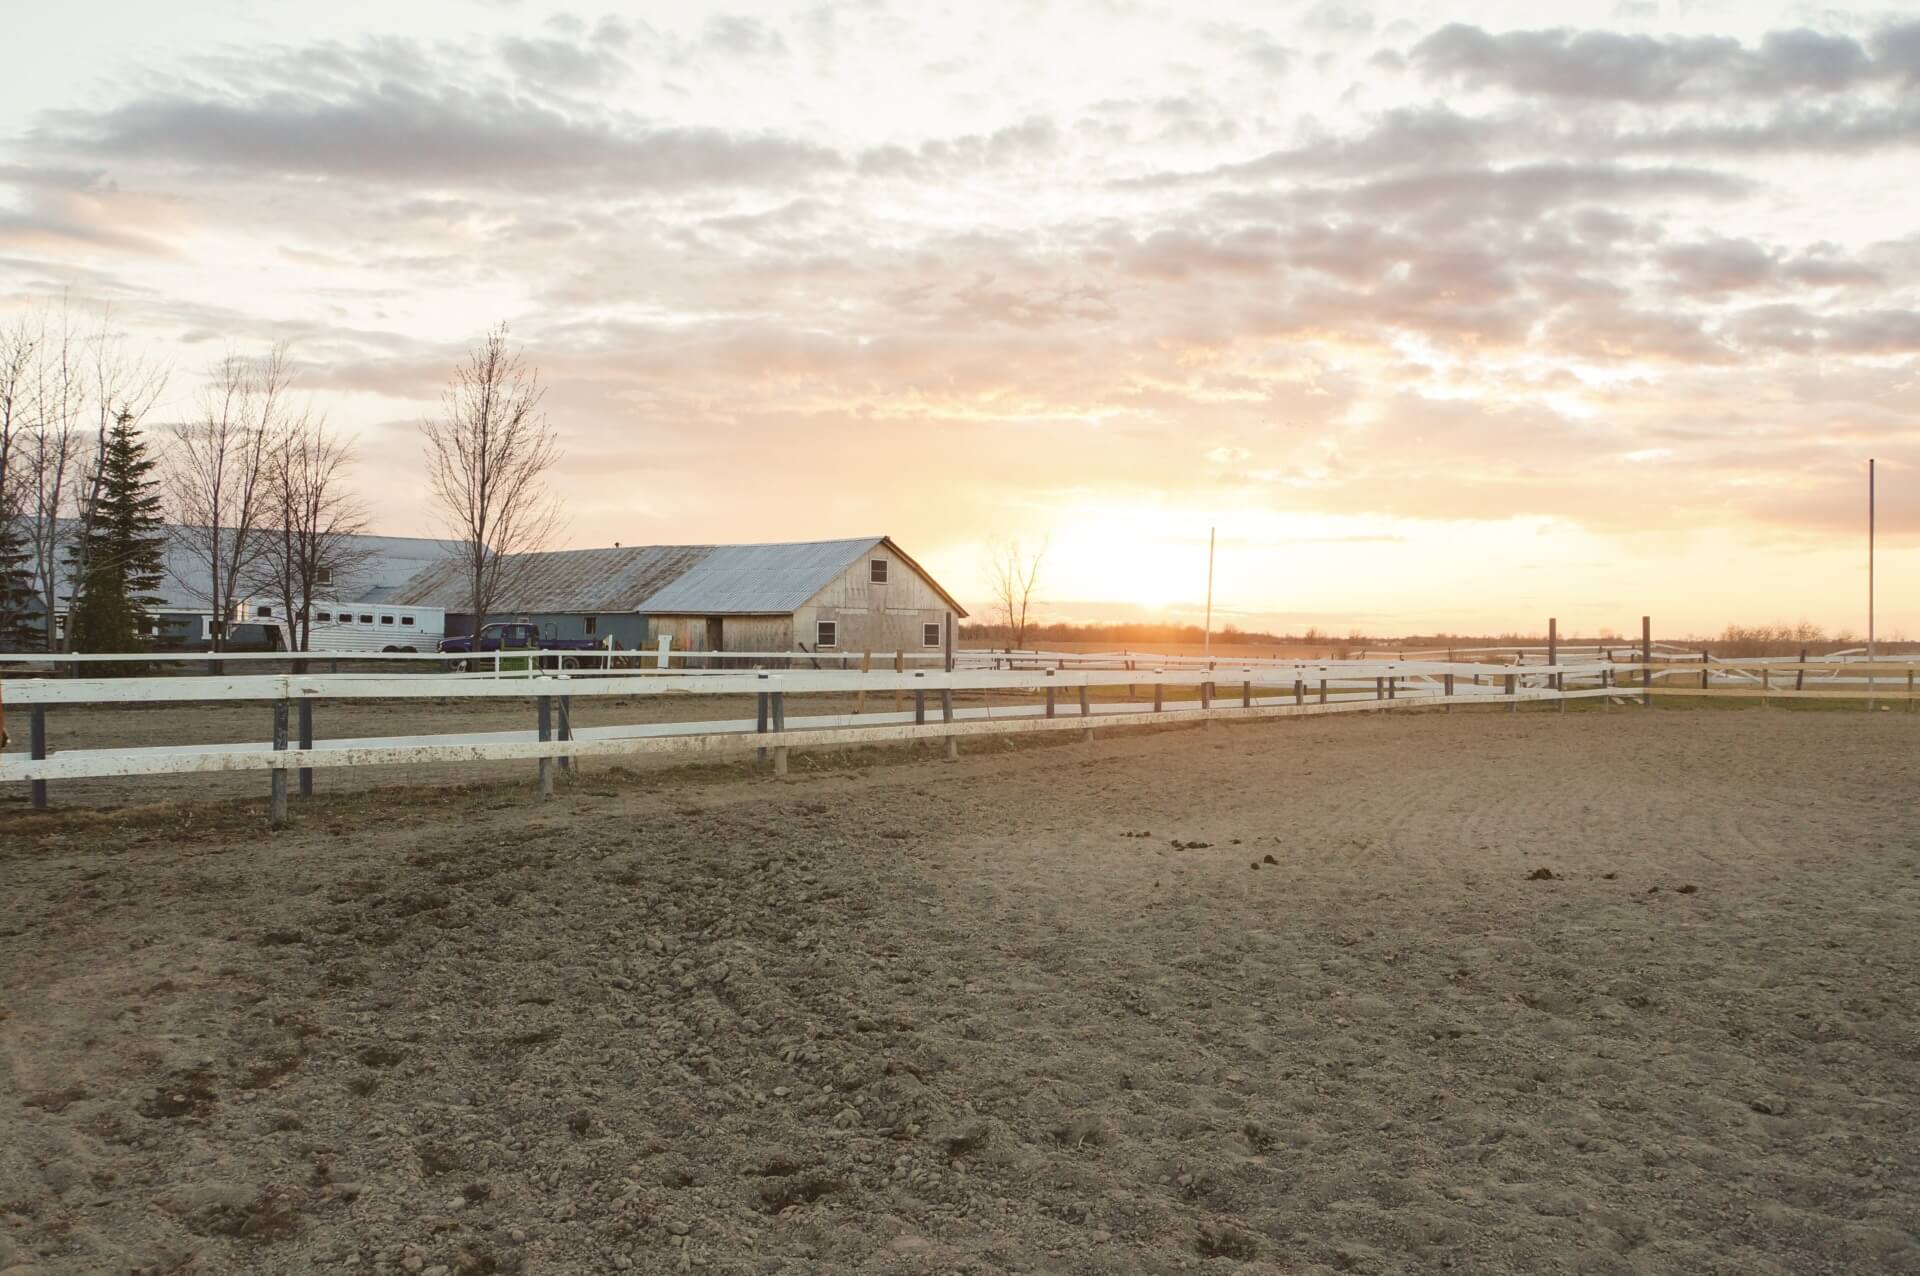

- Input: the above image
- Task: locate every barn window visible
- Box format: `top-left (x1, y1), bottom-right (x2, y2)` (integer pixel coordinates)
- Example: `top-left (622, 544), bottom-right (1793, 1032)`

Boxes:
top-left (316, 566), bottom-right (334, 587)
top-left (922, 622), bottom-right (941, 648)
top-left (256, 605), bottom-right (272, 617)
top-left (584, 616), bottom-right (597, 636)
top-left (869, 559), bottom-right (888, 584)
top-left (401, 616), bottom-right (415, 627)
top-left (359, 614), bottom-right (373, 624)
top-left (316, 610), bottom-right (332, 622)
top-left (380, 615), bottom-right (395, 625)
top-left (817, 620), bottom-right (837, 648)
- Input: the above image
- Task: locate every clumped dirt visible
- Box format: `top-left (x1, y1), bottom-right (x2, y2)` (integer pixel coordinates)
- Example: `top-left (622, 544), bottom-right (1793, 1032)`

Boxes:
top-left (2, 709), bottom-right (1917, 1274)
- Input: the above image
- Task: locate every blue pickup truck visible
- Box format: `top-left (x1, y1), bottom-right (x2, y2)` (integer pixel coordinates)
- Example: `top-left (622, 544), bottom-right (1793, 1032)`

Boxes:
top-left (437, 621), bottom-right (603, 670)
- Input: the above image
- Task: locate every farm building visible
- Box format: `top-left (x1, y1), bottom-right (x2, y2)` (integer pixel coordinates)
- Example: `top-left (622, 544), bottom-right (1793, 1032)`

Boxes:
top-left (385, 535), bottom-right (966, 664)
top-left (14, 525), bottom-right (458, 650)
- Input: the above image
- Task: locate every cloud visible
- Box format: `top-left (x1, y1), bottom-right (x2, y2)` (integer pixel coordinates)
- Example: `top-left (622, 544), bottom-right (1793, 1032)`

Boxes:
top-left (499, 19), bottom-right (633, 92)
top-left (0, 165), bottom-right (182, 256)
top-left (42, 85), bottom-right (843, 192)
top-left (1408, 22), bottom-right (1900, 101)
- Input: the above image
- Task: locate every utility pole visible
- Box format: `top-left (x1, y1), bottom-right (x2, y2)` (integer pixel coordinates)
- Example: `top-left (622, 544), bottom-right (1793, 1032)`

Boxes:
top-left (1203, 526), bottom-right (1215, 659)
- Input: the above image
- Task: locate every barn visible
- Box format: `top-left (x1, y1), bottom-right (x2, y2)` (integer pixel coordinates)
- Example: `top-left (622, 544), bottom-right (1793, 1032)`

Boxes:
top-left (385, 536), bottom-right (966, 665)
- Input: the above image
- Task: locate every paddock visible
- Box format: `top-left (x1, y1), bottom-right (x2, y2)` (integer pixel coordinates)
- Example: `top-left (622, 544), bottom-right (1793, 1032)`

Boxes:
top-left (2, 707), bottom-right (1916, 1275)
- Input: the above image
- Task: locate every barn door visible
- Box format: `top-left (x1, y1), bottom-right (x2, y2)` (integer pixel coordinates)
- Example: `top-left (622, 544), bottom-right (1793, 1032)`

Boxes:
top-left (706, 617), bottom-right (725, 670)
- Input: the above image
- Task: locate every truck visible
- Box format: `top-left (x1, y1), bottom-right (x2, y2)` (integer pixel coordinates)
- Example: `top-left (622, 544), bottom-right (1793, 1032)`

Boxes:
top-left (436, 621), bottom-right (608, 671)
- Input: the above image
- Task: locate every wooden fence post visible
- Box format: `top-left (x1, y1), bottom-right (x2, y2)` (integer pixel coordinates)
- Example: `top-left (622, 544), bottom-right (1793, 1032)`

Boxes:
top-left (1547, 617), bottom-right (1558, 691)
top-left (537, 695), bottom-right (554, 799)
top-left (943, 687), bottom-right (957, 760)
top-left (1505, 673), bottom-right (1517, 713)
top-left (557, 696), bottom-right (573, 772)
top-left (1701, 649), bottom-right (1710, 691)
top-left (1294, 678), bottom-right (1304, 706)
top-left (1318, 679), bottom-right (1328, 705)
top-left (914, 686), bottom-right (926, 726)
top-left (1045, 684), bottom-right (1056, 718)
top-left (297, 699), bottom-right (314, 797)
top-left (1241, 679), bottom-right (1251, 709)
top-left (855, 649), bottom-right (870, 714)
top-left (1444, 672), bottom-right (1454, 714)
top-left (1795, 648), bottom-right (1806, 692)
top-left (1080, 683), bottom-right (1092, 743)
top-left (270, 700), bottom-right (289, 828)
top-left (893, 650), bottom-right (904, 714)
top-left (1153, 682), bottom-right (1163, 712)
top-left (30, 705), bottom-right (48, 811)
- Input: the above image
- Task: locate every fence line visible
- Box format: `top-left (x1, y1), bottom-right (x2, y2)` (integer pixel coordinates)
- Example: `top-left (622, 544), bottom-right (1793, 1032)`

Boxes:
top-left (4, 650), bottom-right (1914, 821)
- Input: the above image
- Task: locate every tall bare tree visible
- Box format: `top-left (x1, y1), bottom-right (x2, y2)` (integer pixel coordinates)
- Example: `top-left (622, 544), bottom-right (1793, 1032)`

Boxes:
top-left (165, 345), bottom-right (289, 650)
top-left (0, 316), bottom-right (40, 647)
top-left (14, 302), bottom-right (168, 651)
top-left (988, 535), bottom-right (1047, 650)
top-left (254, 411), bottom-right (372, 650)
top-left (421, 324), bottom-right (561, 639)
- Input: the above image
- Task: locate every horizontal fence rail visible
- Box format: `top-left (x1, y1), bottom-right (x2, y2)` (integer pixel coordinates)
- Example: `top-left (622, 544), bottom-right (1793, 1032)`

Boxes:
top-left (3, 647), bottom-right (1914, 821)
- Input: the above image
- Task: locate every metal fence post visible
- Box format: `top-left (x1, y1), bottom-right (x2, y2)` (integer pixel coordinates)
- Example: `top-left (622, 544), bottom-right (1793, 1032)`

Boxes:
top-left (297, 699), bottom-right (314, 797)
top-left (772, 690), bottom-right (788, 776)
top-left (270, 700), bottom-right (289, 828)
top-left (30, 705), bottom-right (48, 811)
top-left (537, 695), bottom-right (553, 799)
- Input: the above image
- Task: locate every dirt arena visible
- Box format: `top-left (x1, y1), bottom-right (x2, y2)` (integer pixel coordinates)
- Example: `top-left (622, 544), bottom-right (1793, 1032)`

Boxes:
top-left (2, 709), bottom-right (1917, 1275)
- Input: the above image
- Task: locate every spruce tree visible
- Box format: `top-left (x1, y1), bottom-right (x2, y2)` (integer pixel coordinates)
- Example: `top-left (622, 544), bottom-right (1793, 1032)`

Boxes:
top-left (0, 515), bottom-right (40, 651)
top-left (67, 412), bottom-right (168, 653)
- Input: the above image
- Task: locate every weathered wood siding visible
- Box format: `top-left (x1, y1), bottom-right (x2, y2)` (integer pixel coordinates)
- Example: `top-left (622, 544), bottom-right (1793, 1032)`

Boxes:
top-left (722, 616), bottom-right (793, 653)
top-left (795, 548), bottom-right (953, 658)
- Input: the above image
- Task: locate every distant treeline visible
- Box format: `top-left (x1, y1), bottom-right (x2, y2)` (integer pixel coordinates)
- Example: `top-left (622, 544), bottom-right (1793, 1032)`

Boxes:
top-left (959, 619), bottom-right (1914, 657)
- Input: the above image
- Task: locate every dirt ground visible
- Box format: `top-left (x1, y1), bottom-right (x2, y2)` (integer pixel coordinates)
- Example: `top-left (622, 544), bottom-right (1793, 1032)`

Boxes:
top-left (2, 709), bottom-right (1917, 1275)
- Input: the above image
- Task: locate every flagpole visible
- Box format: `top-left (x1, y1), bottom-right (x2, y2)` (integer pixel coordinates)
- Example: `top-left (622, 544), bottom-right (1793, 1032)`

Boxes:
top-left (1868, 457), bottom-right (1876, 709)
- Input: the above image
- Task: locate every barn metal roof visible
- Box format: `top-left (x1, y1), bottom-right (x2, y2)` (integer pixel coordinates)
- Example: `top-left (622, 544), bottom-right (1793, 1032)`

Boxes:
top-left (38, 522), bottom-right (460, 613)
top-left (384, 544), bottom-right (712, 613)
top-left (382, 534), bottom-right (967, 618)
top-left (636, 537), bottom-right (885, 615)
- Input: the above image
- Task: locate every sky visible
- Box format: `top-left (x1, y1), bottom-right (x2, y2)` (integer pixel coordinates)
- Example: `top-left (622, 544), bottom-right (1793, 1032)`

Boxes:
top-left (1, 0), bottom-right (1916, 638)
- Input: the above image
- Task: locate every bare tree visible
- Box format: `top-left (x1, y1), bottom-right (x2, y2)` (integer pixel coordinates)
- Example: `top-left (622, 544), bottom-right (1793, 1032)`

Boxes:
top-left (166, 345), bottom-right (289, 650)
top-left (988, 535), bottom-right (1047, 650)
top-left (254, 411), bottom-right (372, 651)
top-left (421, 324), bottom-right (562, 639)
top-left (13, 302), bottom-right (167, 651)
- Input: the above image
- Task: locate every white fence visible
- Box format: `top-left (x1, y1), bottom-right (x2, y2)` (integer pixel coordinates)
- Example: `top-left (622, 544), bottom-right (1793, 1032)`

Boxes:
top-left (3, 653), bottom-right (1913, 824)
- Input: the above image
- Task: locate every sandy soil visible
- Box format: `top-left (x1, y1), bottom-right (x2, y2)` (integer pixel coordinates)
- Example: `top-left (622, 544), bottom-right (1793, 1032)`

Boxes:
top-left (2, 709), bottom-right (1916, 1275)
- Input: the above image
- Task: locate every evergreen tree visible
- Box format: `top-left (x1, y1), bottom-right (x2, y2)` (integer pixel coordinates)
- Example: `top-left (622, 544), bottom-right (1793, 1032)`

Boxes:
top-left (0, 515), bottom-right (40, 651)
top-left (67, 412), bottom-right (167, 653)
